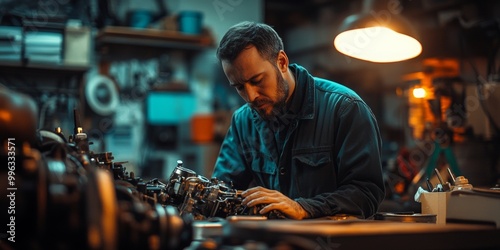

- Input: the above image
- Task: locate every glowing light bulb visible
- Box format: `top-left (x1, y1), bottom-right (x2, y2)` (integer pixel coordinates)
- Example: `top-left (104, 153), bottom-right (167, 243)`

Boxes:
top-left (412, 87), bottom-right (426, 98)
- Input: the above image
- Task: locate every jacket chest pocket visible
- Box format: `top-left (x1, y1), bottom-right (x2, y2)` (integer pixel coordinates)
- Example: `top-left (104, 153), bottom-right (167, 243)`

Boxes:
top-left (249, 152), bottom-right (277, 188)
top-left (292, 147), bottom-right (335, 195)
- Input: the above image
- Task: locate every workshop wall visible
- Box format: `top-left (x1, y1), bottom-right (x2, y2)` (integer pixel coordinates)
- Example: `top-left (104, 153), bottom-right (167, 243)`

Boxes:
top-left (91, 0), bottom-right (264, 178)
top-left (0, 0), bottom-right (263, 180)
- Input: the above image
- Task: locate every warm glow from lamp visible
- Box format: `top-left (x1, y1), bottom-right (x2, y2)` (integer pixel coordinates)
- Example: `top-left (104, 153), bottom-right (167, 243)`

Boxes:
top-left (334, 26), bottom-right (422, 63)
top-left (412, 87), bottom-right (426, 98)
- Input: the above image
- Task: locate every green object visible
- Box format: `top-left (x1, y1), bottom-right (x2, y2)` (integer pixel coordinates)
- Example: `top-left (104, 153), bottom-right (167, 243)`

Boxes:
top-left (425, 141), bottom-right (461, 178)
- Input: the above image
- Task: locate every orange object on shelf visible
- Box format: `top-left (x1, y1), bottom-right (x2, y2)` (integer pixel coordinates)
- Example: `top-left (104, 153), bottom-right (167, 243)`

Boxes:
top-left (191, 114), bottom-right (215, 143)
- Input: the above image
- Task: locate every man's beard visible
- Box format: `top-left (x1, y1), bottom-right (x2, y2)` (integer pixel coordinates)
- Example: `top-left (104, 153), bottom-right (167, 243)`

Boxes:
top-left (252, 70), bottom-right (289, 120)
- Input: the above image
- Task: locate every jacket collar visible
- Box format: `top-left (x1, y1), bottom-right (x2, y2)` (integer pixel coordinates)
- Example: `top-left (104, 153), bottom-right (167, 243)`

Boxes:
top-left (288, 64), bottom-right (314, 120)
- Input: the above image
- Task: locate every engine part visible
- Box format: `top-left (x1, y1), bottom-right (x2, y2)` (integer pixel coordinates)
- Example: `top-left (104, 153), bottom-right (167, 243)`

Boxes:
top-left (1, 87), bottom-right (192, 250)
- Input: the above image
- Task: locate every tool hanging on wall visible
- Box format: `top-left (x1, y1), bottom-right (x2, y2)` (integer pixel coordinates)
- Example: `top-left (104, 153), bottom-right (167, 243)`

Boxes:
top-left (84, 73), bottom-right (120, 117)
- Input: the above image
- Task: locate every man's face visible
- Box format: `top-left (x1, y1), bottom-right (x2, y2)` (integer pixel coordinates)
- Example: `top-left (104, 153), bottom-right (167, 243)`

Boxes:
top-left (222, 46), bottom-right (289, 120)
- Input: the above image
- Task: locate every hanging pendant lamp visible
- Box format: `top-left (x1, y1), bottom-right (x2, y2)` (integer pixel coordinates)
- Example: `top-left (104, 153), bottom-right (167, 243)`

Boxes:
top-left (334, 0), bottom-right (422, 63)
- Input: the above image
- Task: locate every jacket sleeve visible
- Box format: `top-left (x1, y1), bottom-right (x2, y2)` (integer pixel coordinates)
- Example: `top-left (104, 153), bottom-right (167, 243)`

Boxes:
top-left (211, 112), bottom-right (253, 190)
top-left (296, 98), bottom-right (386, 219)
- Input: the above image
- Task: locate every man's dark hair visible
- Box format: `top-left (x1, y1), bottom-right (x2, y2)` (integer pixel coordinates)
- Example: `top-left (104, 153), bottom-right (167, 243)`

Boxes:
top-left (216, 21), bottom-right (284, 63)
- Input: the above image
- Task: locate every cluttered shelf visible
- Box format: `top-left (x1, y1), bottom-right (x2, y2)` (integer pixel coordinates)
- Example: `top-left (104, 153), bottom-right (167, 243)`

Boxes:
top-left (0, 25), bottom-right (90, 75)
top-left (96, 26), bottom-right (215, 50)
top-left (0, 61), bottom-right (89, 76)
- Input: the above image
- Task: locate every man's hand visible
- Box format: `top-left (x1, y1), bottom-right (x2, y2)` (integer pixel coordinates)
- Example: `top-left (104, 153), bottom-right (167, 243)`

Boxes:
top-left (241, 186), bottom-right (309, 220)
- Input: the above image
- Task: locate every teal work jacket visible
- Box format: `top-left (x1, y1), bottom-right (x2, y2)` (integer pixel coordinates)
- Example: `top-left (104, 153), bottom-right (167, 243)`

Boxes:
top-left (212, 64), bottom-right (385, 219)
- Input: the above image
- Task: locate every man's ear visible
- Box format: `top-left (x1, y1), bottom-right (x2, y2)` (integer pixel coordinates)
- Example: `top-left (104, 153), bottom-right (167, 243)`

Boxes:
top-left (276, 50), bottom-right (289, 73)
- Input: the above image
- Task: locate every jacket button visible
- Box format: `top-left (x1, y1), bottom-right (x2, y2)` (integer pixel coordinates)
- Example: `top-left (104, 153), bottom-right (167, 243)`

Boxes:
top-left (279, 167), bottom-right (286, 175)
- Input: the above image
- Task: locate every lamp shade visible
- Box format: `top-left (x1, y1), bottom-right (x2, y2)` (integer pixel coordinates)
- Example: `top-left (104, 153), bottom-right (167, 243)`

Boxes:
top-left (334, 12), bottom-right (422, 63)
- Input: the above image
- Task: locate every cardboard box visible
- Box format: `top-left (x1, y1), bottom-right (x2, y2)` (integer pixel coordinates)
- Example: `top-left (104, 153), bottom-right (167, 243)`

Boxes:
top-left (420, 192), bottom-right (451, 224)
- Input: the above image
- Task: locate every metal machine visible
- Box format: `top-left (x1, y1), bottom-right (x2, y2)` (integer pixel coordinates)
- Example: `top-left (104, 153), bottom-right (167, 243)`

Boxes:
top-left (0, 86), bottom-right (281, 250)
